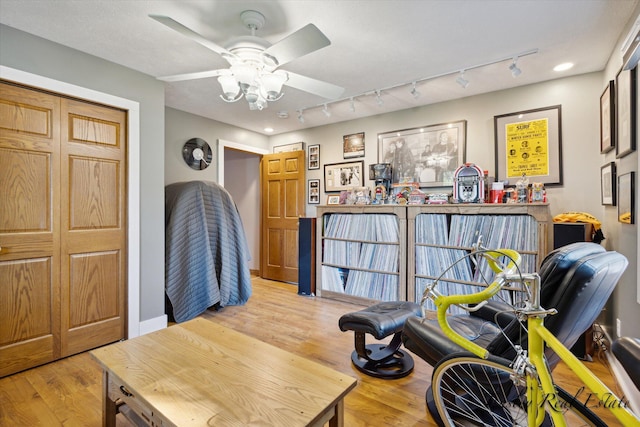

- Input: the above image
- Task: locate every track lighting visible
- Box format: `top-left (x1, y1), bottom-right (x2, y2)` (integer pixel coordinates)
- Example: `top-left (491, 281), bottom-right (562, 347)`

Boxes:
top-left (410, 81), bottom-right (420, 99)
top-left (456, 71), bottom-right (469, 88)
top-left (376, 90), bottom-right (384, 106)
top-left (290, 48), bottom-right (538, 123)
top-left (509, 57), bottom-right (522, 77)
top-left (322, 103), bottom-right (331, 117)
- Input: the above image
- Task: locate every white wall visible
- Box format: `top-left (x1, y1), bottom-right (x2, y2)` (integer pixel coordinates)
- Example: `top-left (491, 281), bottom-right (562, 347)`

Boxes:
top-left (271, 73), bottom-right (603, 220)
top-left (164, 107), bottom-right (269, 185)
top-left (224, 149), bottom-right (261, 271)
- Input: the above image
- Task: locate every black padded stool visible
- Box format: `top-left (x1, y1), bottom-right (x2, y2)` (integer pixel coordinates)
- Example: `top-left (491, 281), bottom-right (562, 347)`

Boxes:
top-left (339, 301), bottom-right (422, 379)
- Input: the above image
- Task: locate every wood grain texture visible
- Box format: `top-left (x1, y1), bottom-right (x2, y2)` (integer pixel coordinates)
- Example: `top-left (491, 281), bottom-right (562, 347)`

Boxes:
top-left (0, 277), bottom-right (622, 426)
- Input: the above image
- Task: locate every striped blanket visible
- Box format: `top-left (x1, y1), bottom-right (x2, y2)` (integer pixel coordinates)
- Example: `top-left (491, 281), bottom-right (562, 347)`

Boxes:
top-left (165, 181), bottom-right (252, 322)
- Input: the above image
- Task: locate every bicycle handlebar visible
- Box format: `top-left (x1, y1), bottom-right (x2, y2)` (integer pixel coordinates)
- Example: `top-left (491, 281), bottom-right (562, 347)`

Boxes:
top-left (432, 249), bottom-right (522, 359)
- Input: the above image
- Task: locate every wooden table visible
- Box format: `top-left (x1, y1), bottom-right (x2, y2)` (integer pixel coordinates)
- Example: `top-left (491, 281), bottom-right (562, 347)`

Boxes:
top-left (90, 318), bottom-right (357, 427)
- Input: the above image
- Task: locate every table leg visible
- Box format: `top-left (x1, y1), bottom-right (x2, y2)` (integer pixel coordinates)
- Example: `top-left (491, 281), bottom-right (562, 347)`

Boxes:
top-left (102, 370), bottom-right (117, 427)
top-left (328, 399), bottom-right (345, 427)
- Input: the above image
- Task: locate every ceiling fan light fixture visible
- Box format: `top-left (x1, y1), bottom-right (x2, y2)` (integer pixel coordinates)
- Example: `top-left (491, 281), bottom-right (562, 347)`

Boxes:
top-left (217, 75), bottom-right (242, 101)
top-left (261, 70), bottom-right (288, 101)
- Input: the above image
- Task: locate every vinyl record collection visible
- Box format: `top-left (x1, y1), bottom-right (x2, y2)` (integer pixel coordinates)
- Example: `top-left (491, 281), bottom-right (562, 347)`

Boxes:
top-left (415, 213), bottom-right (538, 314)
top-left (321, 214), bottom-right (400, 301)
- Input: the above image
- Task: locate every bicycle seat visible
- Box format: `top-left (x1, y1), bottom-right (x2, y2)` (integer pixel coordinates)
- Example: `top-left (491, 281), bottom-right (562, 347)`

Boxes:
top-left (612, 337), bottom-right (640, 391)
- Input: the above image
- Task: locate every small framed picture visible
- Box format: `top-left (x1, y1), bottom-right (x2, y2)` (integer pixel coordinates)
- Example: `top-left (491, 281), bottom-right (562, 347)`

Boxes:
top-left (600, 80), bottom-right (615, 154)
top-left (616, 67), bottom-right (636, 158)
top-left (327, 195), bottom-right (341, 205)
top-left (274, 141), bottom-right (304, 153)
top-left (343, 132), bottom-right (365, 158)
top-left (600, 162), bottom-right (616, 206)
top-left (618, 171), bottom-right (635, 224)
top-left (308, 144), bottom-right (320, 170)
top-left (308, 179), bottom-right (320, 204)
top-left (324, 160), bottom-right (364, 192)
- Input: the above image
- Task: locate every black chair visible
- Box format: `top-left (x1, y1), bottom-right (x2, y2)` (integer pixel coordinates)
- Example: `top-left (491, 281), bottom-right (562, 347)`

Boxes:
top-left (402, 242), bottom-right (628, 369)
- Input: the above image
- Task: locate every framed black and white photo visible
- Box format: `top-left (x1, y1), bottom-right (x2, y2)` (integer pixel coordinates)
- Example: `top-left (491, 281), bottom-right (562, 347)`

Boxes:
top-left (324, 161), bottom-right (364, 192)
top-left (618, 171), bottom-right (635, 224)
top-left (343, 132), bottom-right (365, 158)
top-left (601, 162), bottom-right (616, 206)
top-left (494, 105), bottom-right (563, 186)
top-left (308, 179), bottom-right (320, 204)
top-left (600, 80), bottom-right (615, 154)
top-left (273, 141), bottom-right (305, 153)
top-left (616, 67), bottom-right (637, 158)
top-left (308, 144), bottom-right (320, 170)
top-left (378, 120), bottom-right (466, 187)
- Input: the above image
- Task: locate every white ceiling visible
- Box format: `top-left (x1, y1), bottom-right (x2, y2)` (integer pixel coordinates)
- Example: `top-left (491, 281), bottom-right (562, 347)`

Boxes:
top-left (1, 0), bottom-right (637, 135)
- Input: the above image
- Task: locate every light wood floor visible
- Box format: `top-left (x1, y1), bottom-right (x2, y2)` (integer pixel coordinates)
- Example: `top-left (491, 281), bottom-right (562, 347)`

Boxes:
top-left (0, 277), bottom-right (625, 426)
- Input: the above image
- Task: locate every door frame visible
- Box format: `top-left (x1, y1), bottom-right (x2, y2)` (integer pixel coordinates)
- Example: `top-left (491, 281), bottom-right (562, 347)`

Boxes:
top-left (0, 65), bottom-right (142, 339)
top-left (217, 139), bottom-right (268, 186)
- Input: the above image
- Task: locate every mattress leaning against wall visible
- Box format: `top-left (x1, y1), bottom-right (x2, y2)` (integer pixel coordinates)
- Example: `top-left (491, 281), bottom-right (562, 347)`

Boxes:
top-left (165, 180), bottom-right (252, 322)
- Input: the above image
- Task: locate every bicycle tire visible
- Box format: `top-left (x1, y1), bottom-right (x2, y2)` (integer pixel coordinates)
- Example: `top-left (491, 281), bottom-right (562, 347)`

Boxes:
top-left (429, 352), bottom-right (606, 427)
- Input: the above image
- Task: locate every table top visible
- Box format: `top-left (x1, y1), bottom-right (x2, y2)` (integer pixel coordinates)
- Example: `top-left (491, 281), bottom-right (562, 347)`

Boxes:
top-left (90, 318), bottom-right (357, 426)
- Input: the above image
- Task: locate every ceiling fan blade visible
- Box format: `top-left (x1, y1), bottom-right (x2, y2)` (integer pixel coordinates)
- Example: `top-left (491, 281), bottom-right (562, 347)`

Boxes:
top-left (285, 72), bottom-right (344, 99)
top-left (264, 24), bottom-right (330, 67)
top-left (157, 69), bottom-right (227, 82)
top-left (149, 14), bottom-right (234, 60)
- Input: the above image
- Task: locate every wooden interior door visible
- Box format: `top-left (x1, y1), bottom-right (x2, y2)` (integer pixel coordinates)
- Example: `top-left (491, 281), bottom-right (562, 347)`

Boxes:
top-left (261, 150), bottom-right (305, 283)
top-left (0, 82), bottom-right (61, 377)
top-left (0, 82), bottom-right (127, 377)
top-left (59, 98), bottom-right (127, 357)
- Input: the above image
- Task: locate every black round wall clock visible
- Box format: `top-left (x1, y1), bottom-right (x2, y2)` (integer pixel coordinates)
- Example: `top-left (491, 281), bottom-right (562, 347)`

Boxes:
top-left (182, 138), bottom-right (212, 170)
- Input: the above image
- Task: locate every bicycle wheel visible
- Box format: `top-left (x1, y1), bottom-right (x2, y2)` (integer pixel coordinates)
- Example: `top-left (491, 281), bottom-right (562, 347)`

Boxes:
top-left (429, 353), bottom-right (606, 427)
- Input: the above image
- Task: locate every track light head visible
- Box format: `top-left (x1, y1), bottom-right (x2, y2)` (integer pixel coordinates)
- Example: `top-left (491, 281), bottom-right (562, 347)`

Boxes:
top-left (509, 58), bottom-right (522, 77)
top-left (322, 103), bottom-right (331, 117)
top-left (349, 97), bottom-right (356, 112)
top-left (297, 110), bottom-right (305, 123)
top-left (456, 71), bottom-right (469, 88)
top-left (376, 90), bottom-right (384, 106)
top-left (410, 82), bottom-right (420, 99)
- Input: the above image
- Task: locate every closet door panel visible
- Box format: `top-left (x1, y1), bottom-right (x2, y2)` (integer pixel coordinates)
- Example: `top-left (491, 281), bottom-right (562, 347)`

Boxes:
top-left (0, 82), bottom-right (60, 377)
top-left (60, 98), bottom-right (126, 357)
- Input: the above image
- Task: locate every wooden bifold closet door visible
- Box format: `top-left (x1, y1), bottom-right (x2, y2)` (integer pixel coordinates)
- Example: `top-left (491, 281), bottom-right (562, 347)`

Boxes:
top-left (0, 82), bottom-right (127, 377)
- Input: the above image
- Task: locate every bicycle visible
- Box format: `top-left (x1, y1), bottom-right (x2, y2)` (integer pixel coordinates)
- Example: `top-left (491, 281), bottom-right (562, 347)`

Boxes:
top-left (421, 245), bottom-right (640, 426)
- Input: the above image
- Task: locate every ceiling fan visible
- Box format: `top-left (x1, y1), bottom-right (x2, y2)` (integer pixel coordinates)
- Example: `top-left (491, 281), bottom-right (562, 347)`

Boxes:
top-left (150, 11), bottom-right (344, 110)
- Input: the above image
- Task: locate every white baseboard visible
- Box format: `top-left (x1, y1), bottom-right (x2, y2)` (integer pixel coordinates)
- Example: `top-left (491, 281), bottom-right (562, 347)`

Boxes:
top-left (138, 314), bottom-right (168, 336)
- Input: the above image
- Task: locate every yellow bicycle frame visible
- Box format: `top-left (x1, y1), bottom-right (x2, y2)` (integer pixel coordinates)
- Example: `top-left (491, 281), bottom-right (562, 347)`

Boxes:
top-left (432, 248), bottom-right (640, 426)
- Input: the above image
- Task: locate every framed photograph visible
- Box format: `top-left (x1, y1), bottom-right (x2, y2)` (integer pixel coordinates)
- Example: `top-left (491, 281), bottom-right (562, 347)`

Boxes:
top-left (307, 179), bottom-right (320, 204)
top-left (600, 162), bottom-right (616, 206)
top-left (616, 67), bottom-right (637, 158)
top-left (343, 132), bottom-right (365, 158)
top-left (324, 160), bottom-right (364, 192)
top-left (378, 120), bottom-right (466, 187)
top-left (617, 171), bottom-right (635, 224)
top-left (600, 80), bottom-right (615, 154)
top-left (494, 105), bottom-right (563, 186)
top-left (308, 144), bottom-right (320, 170)
top-left (326, 195), bottom-right (341, 205)
top-left (273, 141), bottom-right (305, 153)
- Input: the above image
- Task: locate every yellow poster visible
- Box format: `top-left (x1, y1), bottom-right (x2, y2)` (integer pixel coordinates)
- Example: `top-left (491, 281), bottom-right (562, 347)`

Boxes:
top-left (505, 118), bottom-right (549, 178)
